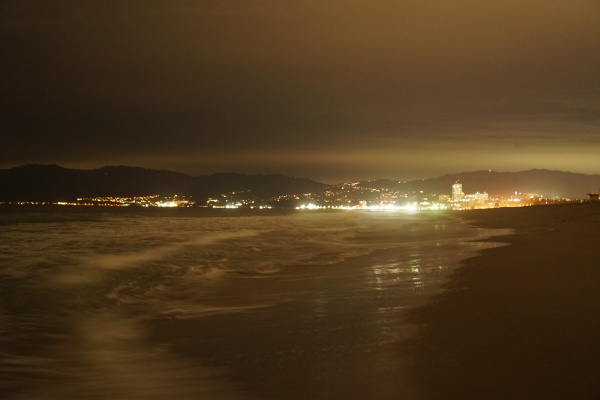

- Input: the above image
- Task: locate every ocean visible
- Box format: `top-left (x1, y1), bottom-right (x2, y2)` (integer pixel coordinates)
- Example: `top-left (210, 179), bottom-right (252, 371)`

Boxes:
top-left (0, 206), bottom-right (506, 399)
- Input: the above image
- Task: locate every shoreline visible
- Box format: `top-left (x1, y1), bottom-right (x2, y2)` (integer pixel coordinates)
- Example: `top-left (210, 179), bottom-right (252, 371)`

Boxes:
top-left (402, 202), bottom-right (600, 399)
top-left (3, 204), bottom-right (597, 399)
top-left (142, 213), bottom-right (501, 400)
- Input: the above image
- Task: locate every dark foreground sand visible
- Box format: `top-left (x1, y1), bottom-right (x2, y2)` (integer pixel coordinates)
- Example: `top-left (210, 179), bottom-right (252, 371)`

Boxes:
top-left (403, 202), bottom-right (600, 400)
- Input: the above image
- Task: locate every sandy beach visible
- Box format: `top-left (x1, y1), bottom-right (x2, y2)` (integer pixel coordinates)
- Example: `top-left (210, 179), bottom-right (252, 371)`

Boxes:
top-left (2, 205), bottom-right (599, 399)
top-left (0, 208), bottom-right (500, 400)
top-left (403, 202), bottom-right (600, 399)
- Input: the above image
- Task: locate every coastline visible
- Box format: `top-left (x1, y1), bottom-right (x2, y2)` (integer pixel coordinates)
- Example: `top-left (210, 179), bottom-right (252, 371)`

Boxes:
top-left (1, 208), bottom-right (498, 400)
top-left (403, 202), bottom-right (600, 399)
top-left (145, 215), bottom-right (495, 400)
top-left (3, 204), bottom-right (598, 399)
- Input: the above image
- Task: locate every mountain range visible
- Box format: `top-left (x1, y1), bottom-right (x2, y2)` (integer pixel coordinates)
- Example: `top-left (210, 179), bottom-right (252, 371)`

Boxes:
top-left (0, 164), bottom-right (327, 202)
top-left (0, 164), bottom-right (598, 202)
top-left (359, 169), bottom-right (600, 199)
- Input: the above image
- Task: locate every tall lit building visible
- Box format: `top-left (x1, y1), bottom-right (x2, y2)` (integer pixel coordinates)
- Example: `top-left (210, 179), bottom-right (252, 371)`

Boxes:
top-left (452, 180), bottom-right (464, 201)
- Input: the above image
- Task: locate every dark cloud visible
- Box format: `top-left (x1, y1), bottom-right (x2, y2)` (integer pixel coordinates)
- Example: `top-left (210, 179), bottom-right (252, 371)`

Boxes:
top-left (1, 1), bottom-right (599, 182)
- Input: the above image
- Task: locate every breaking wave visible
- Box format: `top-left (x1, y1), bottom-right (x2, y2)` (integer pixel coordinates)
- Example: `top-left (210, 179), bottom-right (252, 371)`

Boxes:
top-left (0, 207), bottom-right (506, 399)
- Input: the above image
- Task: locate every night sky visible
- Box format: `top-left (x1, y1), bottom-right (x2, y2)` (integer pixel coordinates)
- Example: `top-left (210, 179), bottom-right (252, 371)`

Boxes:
top-left (2, 1), bottom-right (599, 183)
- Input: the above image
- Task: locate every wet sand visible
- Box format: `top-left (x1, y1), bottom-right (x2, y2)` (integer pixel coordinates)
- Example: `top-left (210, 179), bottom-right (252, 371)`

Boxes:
top-left (404, 202), bottom-right (600, 399)
top-left (4, 205), bottom-right (598, 399)
top-left (0, 209), bottom-right (501, 400)
top-left (144, 218), bottom-right (499, 400)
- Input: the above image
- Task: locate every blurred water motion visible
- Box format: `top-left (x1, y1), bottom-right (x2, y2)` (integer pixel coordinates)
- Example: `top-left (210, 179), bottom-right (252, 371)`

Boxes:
top-left (0, 208), bottom-right (507, 399)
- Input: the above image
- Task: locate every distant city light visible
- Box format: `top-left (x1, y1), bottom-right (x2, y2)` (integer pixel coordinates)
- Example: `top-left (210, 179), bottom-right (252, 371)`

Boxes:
top-left (1, 179), bottom-right (580, 210)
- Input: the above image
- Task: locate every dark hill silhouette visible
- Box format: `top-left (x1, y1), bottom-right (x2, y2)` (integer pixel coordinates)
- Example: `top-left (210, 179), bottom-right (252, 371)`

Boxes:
top-left (0, 165), bottom-right (328, 202)
top-left (1, 165), bottom-right (598, 202)
top-left (360, 170), bottom-right (600, 199)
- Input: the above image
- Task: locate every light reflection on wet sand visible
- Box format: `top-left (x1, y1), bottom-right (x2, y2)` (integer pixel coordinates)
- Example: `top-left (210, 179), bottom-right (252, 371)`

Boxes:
top-left (147, 231), bottom-right (510, 399)
top-left (403, 204), bottom-right (600, 399)
top-left (0, 209), bottom-right (511, 399)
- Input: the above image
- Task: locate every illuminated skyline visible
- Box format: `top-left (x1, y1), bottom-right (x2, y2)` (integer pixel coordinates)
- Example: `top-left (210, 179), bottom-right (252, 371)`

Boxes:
top-left (1, 1), bottom-right (599, 183)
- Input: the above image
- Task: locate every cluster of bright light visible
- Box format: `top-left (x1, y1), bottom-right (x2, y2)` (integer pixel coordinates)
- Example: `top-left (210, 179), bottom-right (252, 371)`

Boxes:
top-left (157, 201), bottom-right (178, 207)
top-left (295, 203), bottom-right (446, 211)
top-left (297, 203), bottom-right (320, 210)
